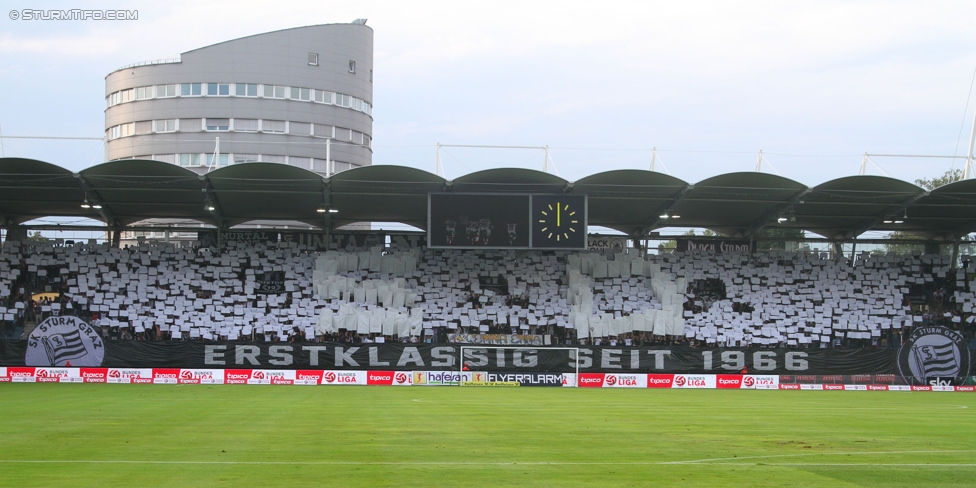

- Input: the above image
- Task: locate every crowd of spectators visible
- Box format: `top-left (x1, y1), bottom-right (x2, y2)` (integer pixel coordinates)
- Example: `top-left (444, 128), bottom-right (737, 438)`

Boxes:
top-left (1, 238), bottom-right (974, 349)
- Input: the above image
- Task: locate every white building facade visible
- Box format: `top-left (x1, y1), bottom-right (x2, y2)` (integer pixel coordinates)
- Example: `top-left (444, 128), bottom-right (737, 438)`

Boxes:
top-left (104, 22), bottom-right (373, 175)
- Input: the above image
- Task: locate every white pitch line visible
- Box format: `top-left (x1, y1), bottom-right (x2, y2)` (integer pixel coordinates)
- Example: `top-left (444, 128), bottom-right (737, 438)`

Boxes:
top-left (663, 450), bottom-right (976, 465)
top-left (695, 463), bottom-right (976, 467)
top-left (2, 451), bottom-right (976, 467)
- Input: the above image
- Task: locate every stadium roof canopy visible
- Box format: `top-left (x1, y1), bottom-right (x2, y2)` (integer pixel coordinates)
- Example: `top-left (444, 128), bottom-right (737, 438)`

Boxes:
top-left (2, 157), bottom-right (975, 241)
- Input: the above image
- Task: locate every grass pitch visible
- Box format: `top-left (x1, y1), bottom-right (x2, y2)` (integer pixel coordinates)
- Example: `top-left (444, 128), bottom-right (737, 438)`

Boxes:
top-left (1, 385), bottom-right (975, 487)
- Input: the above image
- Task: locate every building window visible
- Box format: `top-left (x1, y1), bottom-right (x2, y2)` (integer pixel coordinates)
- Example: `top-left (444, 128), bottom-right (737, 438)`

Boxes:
top-left (180, 83), bottom-right (202, 96)
top-left (155, 119), bottom-right (177, 133)
top-left (313, 124), bottom-right (333, 138)
top-left (233, 118), bottom-right (258, 132)
top-left (205, 118), bottom-right (230, 131)
top-left (263, 155), bottom-right (285, 164)
top-left (157, 84), bottom-right (177, 98)
top-left (135, 121), bottom-right (153, 135)
top-left (262, 120), bottom-right (286, 133)
top-left (179, 154), bottom-right (202, 167)
top-left (135, 86), bottom-right (153, 100)
top-left (234, 154), bottom-right (259, 163)
top-left (348, 60), bottom-right (356, 73)
top-left (308, 52), bottom-right (319, 66)
top-left (108, 123), bottom-right (135, 140)
top-left (288, 121), bottom-right (311, 135)
top-left (179, 118), bottom-right (201, 132)
top-left (207, 83), bottom-right (230, 96)
top-left (235, 83), bottom-right (257, 97)
top-left (315, 90), bottom-right (333, 104)
top-left (289, 87), bottom-right (311, 101)
top-left (263, 85), bottom-right (285, 98)
top-left (208, 153), bottom-right (229, 166)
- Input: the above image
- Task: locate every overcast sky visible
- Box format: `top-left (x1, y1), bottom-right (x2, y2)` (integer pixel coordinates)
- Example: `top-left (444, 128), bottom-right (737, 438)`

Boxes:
top-left (2, 0), bottom-right (976, 187)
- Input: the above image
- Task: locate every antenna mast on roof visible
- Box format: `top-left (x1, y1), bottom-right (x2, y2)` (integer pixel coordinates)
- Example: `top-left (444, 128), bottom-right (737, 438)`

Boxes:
top-left (754, 150), bottom-right (781, 175)
top-left (207, 136), bottom-right (219, 172)
top-left (965, 104), bottom-right (976, 179)
top-left (649, 147), bottom-right (672, 175)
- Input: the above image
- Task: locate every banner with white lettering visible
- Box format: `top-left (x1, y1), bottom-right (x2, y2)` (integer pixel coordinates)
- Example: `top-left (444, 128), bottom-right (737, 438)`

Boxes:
top-left (1, 341), bottom-right (973, 383)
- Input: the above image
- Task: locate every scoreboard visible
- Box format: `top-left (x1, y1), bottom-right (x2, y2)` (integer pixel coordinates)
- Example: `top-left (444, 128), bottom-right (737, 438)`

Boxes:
top-left (428, 193), bottom-right (587, 249)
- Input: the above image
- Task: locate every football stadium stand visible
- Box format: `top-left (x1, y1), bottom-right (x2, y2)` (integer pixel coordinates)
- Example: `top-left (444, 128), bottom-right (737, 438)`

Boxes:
top-left (1, 239), bottom-right (973, 348)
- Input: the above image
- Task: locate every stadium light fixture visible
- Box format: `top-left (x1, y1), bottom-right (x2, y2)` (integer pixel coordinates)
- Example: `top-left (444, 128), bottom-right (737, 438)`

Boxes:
top-left (659, 213), bottom-right (670, 219)
top-left (893, 209), bottom-right (906, 224)
top-left (316, 205), bottom-right (327, 214)
top-left (328, 206), bottom-right (339, 214)
top-left (670, 214), bottom-right (680, 219)
top-left (80, 199), bottom-right (91, 209)
top-left (777, 217), bottom-right (788, 224)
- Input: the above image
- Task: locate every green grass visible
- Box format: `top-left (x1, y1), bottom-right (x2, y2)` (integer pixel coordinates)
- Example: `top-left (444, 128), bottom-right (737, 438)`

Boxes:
top-left (1, 385), bottom-right (975, 487)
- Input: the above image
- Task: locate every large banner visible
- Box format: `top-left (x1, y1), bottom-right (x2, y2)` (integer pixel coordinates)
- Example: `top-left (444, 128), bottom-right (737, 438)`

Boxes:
top-left (3, 319), bottom-right (971, 383)
top-left (197, 231), bottom-right (428, 251)
top-left (448, 334), bottom-right (545, 345)
top-left (675, 238), bottom-right (751, 254)
top-left (3, 341), bottom-right (974, 384)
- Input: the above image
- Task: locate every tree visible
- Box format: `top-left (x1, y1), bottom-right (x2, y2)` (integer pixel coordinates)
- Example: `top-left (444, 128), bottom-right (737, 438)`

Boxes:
top-left (28, 231), bottom-right (48, 243)
top-left (656, 229), bottom-right (716, 254)
top-left (755, 227), bottom-right (805, 250)
top-left (884, 168), bottom-right (965, 255)
top-left (914, 168), bottom-right (962, 191)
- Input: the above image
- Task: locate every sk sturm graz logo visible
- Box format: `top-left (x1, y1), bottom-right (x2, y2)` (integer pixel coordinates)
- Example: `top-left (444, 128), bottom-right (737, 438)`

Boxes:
top-left (898, 326), bottom-right (970, 385)
top-left (25, 316), bottom-right (104, 367)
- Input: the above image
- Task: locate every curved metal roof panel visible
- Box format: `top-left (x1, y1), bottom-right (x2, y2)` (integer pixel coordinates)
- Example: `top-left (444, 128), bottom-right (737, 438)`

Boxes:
top-left (450, 168), bottom-right (569, 194)
top-left (0, 158), bottom-right (86, 224)
top-left (4, 157), bottom-right (976, 241)
top-left (328, 165), bottom-right (446, 230)
top-left (573, 170), bottom-right (691, 235)
top-left (800, 175), bottom-right (926, 239)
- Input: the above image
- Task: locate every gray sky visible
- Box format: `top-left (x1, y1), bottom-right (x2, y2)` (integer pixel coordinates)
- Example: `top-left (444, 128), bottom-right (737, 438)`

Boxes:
top-left (2, 0), bottom-right (976, 187)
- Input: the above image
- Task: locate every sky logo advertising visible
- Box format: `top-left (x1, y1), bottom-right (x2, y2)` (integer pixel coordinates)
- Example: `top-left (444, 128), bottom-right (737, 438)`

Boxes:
top-left (898, 326), bottom-right (970, 386)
